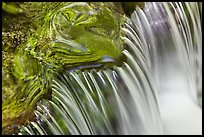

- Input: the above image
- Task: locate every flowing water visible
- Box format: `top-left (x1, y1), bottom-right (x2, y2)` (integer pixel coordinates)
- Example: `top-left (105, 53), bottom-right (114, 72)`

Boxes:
top-left (19, 2), bottom-right (202, 135)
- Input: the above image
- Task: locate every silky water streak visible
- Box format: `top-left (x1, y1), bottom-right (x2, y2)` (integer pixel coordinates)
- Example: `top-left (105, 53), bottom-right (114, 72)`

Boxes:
top-left (19, 2), bottom-right (202, 135)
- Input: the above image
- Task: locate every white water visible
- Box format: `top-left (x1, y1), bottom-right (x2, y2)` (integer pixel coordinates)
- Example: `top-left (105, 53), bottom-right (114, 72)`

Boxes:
top-left (19, 2), bottom-right (202, 135)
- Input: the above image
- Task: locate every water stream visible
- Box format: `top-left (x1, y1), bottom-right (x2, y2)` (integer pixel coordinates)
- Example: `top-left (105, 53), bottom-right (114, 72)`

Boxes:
top-left (19, 2), bottom-right (202, 135)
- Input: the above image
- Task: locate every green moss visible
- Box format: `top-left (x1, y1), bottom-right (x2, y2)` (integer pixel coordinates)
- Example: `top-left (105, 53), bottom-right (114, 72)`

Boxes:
top-left (2, 2), bottom-right (23, 14)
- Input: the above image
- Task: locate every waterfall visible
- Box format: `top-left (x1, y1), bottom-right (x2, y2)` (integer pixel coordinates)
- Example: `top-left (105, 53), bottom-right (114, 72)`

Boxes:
top-left (18, 2), bottom-right (202, 135)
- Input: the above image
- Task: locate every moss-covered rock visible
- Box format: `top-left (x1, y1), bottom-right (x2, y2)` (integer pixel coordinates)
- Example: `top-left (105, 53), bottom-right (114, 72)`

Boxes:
top-left (2, 2), bottom-right (145, 134)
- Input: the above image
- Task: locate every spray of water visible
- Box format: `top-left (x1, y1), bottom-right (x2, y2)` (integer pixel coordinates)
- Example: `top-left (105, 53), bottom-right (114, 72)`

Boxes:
top-left (19, 2), bottom-right (202, 135)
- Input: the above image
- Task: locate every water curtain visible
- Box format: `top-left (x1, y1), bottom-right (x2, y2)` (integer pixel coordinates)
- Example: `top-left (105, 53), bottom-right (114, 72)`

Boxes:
top-left (15, 2), bottom-right (202, 135)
